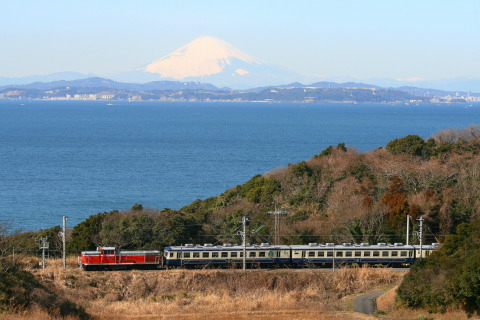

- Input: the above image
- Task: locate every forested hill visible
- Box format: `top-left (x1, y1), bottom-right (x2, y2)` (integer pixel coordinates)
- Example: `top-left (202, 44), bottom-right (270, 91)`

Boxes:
top-left (4, 125), bottom-right (480, 315)
top-left (64, 125), bottom-right (480, 252)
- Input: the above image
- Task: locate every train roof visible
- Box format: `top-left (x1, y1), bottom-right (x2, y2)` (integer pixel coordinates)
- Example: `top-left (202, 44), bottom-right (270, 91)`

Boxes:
top-left (289, 242), bottom-right (441, 250)
top-left (80, 247), bottom-right (160, 255)
top-left (164, 243), bottom-right (290, 251)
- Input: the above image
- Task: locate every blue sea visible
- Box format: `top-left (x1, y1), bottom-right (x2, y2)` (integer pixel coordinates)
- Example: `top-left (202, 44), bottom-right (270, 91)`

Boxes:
top-left (1, 100), bottom-right (479, 231)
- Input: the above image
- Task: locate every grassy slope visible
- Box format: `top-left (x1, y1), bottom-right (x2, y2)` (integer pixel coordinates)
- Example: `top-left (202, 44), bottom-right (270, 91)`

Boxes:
top-left (3, 257), bottom-right (400, 320)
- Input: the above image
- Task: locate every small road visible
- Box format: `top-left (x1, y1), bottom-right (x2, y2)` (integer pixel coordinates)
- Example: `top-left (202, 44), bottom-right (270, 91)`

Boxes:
top-left (354, 291), bottom-right (386, 315)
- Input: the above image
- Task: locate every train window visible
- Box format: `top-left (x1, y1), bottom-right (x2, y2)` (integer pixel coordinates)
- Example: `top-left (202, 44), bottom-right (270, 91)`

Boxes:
top-left (409, 251), bottom-right (413, 257)
top-left (169, 252), bottom-right (175, 258)
top-left (327, 251), bottom-right (333, 257)
top-left (231, 252), bottom-right (238, 258)
top-left (373, 251), bottom-right (380, 257)
top-left (382, 251), bottom-right (389, 257)
top-left (391, 251), bottom-right (398, 257)
top-left (308, 251), bottom-right (315, 257)
top-left (202, 252), bottom-right (209, 258)
top-left (364, 251), bottom-right (371, 257)
top-left (354, 251), bottom-right (361, 257)
top-left (212, 252), bottom-right (219, 258)
top-left (259, 252), bottom-right (266, 257)
top-left (240, 252), bottom-right (244, 258)
top-left (336, 251), bottom-right (343, 257)
top-left (249, 252), bottom-right (256, 258)
top-left (193, 252), bottom-right (200, 258)
top-left (401, 251), bottom-right (407, 257)
top-left (426, 251), bottom-right (431, 257)
top-left (221, 252), bottom-right (228, 258)
top-left (103, 250), bottom-right (114, 255)
top-left (318, 251), bottom-right (325, 257)
top-left (345, 251), bottom-right (352, 257)
top-left (183, 252), bottom-right (190, 258)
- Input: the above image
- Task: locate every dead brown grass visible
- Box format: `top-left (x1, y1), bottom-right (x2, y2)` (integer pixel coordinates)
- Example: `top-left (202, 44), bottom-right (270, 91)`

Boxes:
top-left (20, 261), bottom-right (401, 319)
top-left (2, 257), bottom-right (406, 319)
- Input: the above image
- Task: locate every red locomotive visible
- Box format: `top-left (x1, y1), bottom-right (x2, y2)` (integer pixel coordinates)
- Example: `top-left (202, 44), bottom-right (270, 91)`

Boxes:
top-left (78, 247), bottom-right (162, 270)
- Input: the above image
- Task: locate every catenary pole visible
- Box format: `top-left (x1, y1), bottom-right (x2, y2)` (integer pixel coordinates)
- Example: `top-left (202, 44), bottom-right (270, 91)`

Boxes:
top-left (406, 214), bottom-right (410, 246)
top-left (267, 206), bottom-right (288, 245)
top-left (418, 217), bottom-right (424, 259)
top-left (242, 216), bottom-right (247, 271)
top-left (62, 216), bottom-right (68, 269)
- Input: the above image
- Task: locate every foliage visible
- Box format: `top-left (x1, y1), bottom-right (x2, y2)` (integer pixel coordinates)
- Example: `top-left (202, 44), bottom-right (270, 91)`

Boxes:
top-left (386, 135), bottom-right (427, 156)
top-left (54, 126), bottom-right (480, 259)
top-left (289, 161), bottom-right (313, 177)
top-left (238, 175), bottom-right (281, 204)
top-left (347, 160), bottom-right (375, 183)
top-left (315, 142), bottom-right (348, 157)
top-left (68, 211), bottom-right (112, 251)
top-left (381, 176), bottom-right (409, 228)
top-left (397, 219), bottom-right (480, 314)
top-left (1, 225), bottom-right (62, 256)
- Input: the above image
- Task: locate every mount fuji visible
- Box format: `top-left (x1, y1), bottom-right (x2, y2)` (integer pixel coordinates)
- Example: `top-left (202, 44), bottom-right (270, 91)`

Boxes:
top-left (111, 36), bottom-right (301, 88)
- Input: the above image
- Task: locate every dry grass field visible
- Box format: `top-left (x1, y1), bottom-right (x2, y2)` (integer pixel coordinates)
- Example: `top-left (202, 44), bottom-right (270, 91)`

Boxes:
top-left (1, 257), bottom-right (399, 320)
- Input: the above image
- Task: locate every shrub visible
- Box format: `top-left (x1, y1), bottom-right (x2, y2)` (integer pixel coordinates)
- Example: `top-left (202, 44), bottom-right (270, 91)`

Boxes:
top-left (386, 135), bottom-right (427, 156)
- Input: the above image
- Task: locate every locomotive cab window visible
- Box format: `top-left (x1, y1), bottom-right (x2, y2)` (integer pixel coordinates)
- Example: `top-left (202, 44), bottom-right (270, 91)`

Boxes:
top-left (169, 252), bottom-right (175, 258)
top-left (103, 250), bottom-right (114, 255)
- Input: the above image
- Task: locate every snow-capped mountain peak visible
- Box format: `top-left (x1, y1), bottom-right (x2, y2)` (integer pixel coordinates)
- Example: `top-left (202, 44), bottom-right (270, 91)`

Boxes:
top-left (144, 36), bottom-right (263, 79)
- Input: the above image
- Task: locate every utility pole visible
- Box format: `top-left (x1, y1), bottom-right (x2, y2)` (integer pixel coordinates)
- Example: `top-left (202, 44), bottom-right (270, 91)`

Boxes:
top-left (417, 217), bottom-right (424, 259)
top-left (240, 216), bottom-right (249, 271)
top-left (406, 214), bottom-right (411, 246)
top-left (38, 237), bottom-right (49, 270)
top-left (267, 206), bottom-right (288, 245)
top-left (61, 216), bottom-right (68, 269)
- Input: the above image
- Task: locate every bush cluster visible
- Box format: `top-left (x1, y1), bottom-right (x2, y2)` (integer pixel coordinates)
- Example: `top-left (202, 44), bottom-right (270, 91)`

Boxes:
top-left (397, 219), bottom-right (480, 314)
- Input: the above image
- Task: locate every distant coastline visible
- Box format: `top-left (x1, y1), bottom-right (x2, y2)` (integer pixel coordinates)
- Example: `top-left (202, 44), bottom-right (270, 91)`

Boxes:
top-left (1, 77), bottom-right (478, 104)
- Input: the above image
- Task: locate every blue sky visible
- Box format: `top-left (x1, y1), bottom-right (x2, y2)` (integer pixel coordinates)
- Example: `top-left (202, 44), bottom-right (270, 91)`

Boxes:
top-left (2, 0), bottom-right (480, 82)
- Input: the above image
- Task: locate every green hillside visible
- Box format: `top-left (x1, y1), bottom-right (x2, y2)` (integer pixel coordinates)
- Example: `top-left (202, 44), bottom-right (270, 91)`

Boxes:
top-left (68, 126), bottom-right (480, 251)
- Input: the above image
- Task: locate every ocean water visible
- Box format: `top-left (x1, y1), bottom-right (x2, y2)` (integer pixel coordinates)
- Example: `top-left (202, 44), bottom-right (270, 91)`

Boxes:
top-left (1, 100), bottom-right (479, 231)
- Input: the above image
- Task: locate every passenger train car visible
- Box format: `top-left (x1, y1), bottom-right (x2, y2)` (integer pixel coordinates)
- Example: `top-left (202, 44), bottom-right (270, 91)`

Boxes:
top-left (163, 243), bottom-right (291, 267)
top-left (163, 242), bottom-right (440, 268)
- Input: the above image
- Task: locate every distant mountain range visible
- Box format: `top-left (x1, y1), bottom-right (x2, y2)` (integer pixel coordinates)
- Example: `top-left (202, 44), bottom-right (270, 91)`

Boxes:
top-left (1, 36), bottom-right (479, 93)
top-left (1, 77), bottom-right (477, 103)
